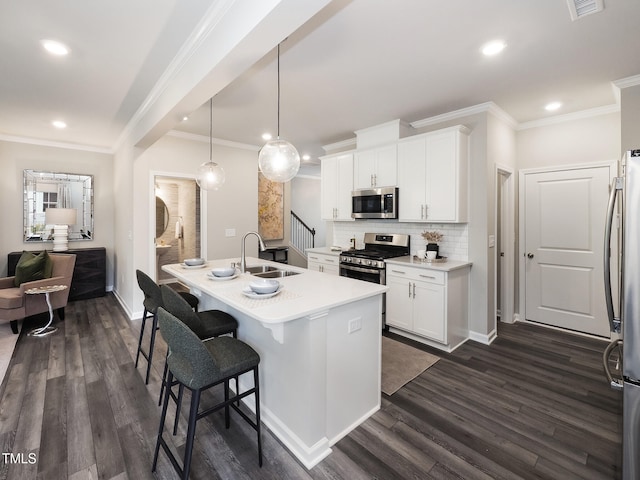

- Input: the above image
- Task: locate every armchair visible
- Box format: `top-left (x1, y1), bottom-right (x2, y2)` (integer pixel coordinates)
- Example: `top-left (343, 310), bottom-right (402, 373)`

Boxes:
top-left (0, 253), bottom-right (76, 334)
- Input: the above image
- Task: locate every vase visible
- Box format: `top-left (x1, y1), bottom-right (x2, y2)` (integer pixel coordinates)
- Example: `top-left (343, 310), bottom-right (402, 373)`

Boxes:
top-left (426, 243), bottom-right (439, 257)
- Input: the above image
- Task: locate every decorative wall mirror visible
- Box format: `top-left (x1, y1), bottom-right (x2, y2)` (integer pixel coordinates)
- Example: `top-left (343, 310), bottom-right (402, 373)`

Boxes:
top-left (23, 169), bottom-right (94, 243)
top-left (156, 196), bottom-right (170, 237)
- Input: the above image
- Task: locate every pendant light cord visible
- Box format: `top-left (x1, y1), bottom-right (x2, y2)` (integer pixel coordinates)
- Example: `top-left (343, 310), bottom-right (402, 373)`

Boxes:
top-left (277, 44), bottom-right (280, 139)
top-left (209, 98), bottom-right (213, 161)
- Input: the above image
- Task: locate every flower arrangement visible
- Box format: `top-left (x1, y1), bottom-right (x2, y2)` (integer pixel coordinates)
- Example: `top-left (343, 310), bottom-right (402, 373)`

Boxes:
top-left (421, 230), bottom-right (443, 244)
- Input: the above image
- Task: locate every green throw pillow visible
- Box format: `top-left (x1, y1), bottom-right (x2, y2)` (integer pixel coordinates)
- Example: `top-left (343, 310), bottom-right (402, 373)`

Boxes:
top-left (13, 251), bottom-right (52, 286)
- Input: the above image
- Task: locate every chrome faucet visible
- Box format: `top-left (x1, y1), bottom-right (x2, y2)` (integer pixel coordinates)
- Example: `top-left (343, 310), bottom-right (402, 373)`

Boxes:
top-left (240, 231), bottom-right (266, 273)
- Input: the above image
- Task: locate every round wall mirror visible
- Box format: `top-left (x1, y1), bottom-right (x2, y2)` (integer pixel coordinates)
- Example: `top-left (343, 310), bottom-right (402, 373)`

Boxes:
top-left (156, 196), bottom-right (170, 238)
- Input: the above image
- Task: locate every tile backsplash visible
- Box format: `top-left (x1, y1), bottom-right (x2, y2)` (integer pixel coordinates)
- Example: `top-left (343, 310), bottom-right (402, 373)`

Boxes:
top-left (333, 221), bottom-right (468, 260)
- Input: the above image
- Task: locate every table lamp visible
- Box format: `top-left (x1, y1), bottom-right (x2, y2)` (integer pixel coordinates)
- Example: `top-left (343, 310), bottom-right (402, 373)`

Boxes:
top-left (45, 208), bottom-right (77, 251)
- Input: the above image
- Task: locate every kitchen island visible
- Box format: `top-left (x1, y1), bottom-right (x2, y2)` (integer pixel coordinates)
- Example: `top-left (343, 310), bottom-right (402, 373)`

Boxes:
top-left (162, 257), bottom-right (386, 469)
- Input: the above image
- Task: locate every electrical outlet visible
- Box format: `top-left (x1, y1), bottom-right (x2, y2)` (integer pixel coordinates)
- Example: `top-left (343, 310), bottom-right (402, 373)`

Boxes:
top-left (225, 228), bottom-right (236, 237)
top-left (348, 317), bottom-right (362, 334)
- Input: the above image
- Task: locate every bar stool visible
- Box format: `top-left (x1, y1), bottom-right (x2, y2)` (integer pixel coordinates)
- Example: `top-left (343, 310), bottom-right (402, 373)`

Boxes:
top-left (135, 270), bottom-right (200, 384)
top-left (152, 307), bottom-right (262, 479)
top-left (158, 285), bottom-right (238, 433)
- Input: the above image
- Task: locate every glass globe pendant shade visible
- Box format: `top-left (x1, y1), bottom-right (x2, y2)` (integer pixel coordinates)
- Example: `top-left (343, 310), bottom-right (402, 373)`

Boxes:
top-left (196, 161), bottom-right (225, 190)
top-left (258, 138), bottom-right (300, 183)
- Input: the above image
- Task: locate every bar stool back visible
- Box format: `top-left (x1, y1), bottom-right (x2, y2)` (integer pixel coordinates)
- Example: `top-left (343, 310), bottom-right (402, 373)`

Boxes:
top-left (135, 270), bottom-right (199, 384)
top-left (152, 307), bottom-right (262, 479)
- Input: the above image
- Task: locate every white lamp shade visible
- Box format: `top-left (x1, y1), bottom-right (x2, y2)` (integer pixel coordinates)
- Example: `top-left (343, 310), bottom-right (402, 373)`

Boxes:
top-left (258, 139), bottom-right (300, 183)
top-left (196, 161), bottom-right (225, 190)
top-left (45, 208), bottom-right (77, 225)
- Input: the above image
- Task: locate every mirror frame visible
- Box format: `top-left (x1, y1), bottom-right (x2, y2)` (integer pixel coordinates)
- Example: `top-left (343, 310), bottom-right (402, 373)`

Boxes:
top-left (23, 169), bottom-right (94, 244)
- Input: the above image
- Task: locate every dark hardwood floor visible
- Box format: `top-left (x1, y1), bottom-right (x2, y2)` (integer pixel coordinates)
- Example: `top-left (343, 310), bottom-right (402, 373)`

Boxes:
top-left (0, 294), bottom-right (622, 479)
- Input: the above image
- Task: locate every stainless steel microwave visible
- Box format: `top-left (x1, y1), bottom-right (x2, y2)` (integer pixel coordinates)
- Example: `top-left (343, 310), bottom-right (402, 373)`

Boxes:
top-left (351, 187), bottom-right (399, 219)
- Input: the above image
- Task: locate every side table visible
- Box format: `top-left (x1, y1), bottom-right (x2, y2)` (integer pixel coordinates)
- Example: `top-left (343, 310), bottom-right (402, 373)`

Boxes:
top-left (25, 285), bottom-right (67, 337)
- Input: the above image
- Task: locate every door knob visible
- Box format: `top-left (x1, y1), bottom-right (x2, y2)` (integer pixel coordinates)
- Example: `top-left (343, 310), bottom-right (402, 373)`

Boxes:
top-left (527, 253), bottom-right (534, 259)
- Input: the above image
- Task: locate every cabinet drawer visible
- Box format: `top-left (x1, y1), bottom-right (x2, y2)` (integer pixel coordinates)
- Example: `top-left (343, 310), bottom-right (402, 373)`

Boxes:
top-left (387, 266), bottom-right (445, 285)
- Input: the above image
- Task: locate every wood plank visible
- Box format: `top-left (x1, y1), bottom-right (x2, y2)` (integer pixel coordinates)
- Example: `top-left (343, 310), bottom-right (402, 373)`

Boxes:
top-left (66, 376), bottom-right (96, 476)
top-left (84, 379), bottom-right (126, 480)
top-left (37, 376), bottom-right (67, 478)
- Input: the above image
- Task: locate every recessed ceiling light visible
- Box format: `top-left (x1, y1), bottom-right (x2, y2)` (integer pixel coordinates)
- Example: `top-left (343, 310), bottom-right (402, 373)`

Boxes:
top-left (481, 40), bottom-right (506, 56)
top-left (262, 133), bottom-right (272, 141)
top-left (52, 120), bottom-right (67, 129)
top-left (302, 154), bottom-right (311, 161)
top-left (41, 39), bottom-right (69, 56)
top-left (545, 101), bottom-right (563, 111)
top-left (182, 116), bottom-right (189, 121)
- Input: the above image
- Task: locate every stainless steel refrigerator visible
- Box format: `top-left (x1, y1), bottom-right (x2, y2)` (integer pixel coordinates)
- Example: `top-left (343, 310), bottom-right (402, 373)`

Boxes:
top-left (604, 149), bottom-right (640, 480)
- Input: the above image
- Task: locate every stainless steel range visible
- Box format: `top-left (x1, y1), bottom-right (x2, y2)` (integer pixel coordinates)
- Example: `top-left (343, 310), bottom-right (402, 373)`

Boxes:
top-left (340, 233), bottom-right (410, 326)
top-left (340, 233), bottom-right (410, 284)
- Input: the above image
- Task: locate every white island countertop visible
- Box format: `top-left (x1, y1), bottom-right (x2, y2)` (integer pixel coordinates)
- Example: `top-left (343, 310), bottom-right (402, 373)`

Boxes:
top-left (162, 257), bottom-right (387, 325)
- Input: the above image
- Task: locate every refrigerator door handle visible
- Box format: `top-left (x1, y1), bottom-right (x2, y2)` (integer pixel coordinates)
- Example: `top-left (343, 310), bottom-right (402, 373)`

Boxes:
top-left (604, 177), bottom-right (623, 334)
top-left (603, 338), bottom-right (624, 390)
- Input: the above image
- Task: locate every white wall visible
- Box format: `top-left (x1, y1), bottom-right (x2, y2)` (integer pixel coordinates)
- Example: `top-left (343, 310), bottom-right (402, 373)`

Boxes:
top-left (291, 176), bottom-right (325, 248)
top-left (125, 134), bottom-right (259, 317)
top-left (517, 112), bottom-right (620, 169)
top-left (621, 83), bottom-right (640, 152)
top-left (0, 140), bottom-right (115, 286)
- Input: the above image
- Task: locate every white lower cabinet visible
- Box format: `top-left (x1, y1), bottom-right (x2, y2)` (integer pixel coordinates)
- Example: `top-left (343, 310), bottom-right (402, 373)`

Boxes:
top-left (386, 263), bottom-right (469, 352)
top-left (307, 252), bottom-right (340, 275)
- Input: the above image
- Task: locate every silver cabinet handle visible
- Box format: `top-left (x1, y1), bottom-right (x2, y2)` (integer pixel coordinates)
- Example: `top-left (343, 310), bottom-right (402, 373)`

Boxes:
top-left (391, 270), bottom-right (406, 274)
top-left (412, 282), bottom-right (416, 298)
top-left (326, 258), bottom-right (335, 263)
top-left (421, 205), bottom-right (424, 219)
top-left (419, 274), bottom-right (436, 280)
top-left (408, 282), bottom-right (411, 298)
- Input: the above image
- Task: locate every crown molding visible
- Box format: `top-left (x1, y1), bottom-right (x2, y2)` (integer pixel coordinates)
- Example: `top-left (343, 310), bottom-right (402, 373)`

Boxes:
top-left (166, 129), bottom-right (260, 151)
top-left (410, 102), bottom-right (518, 130)
top-left (516, 104), bottom-right (619, 131)
top-left (321, 137), bottom-right (357, 153)
top-left (0, 133), bottom-right (114, 154)
top-left (613, 74), bottom-right (640, 89)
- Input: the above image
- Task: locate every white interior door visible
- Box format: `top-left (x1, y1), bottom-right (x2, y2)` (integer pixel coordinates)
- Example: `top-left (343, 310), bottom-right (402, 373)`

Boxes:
top-left (523, 165), bottom-right (611, 337)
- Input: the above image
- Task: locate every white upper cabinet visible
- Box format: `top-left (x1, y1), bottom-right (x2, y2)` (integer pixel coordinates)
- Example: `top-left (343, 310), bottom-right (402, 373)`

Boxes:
top-left (321, 152), bottom-right (354, 221)
top-left (354, 144), bottom-right (397, 189)
top-left (397, 125), bottom-right (469, 223)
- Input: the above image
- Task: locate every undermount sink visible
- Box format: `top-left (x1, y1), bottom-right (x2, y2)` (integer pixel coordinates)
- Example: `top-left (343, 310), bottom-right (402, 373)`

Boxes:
top-left (253, 270), bottom-right (300, 279)
top-left (245, 265), bottom-right (280, 274)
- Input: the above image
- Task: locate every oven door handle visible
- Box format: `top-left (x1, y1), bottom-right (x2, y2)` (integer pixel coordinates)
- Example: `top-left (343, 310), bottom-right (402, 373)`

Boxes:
top-left (340, 264), bottom-right (381, 275)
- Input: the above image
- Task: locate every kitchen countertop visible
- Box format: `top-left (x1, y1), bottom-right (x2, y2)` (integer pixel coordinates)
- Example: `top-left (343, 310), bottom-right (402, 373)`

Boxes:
top-left (305, 247), bottom-right (343, 256)
top-left (386, 255), bottom-right (472, 272)
top-left (162, 256), bottom-right (387, 324)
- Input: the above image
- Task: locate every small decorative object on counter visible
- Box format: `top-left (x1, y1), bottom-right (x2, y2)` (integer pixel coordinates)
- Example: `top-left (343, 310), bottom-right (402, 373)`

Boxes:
top-left (421, 230), bottom-right (443, 258)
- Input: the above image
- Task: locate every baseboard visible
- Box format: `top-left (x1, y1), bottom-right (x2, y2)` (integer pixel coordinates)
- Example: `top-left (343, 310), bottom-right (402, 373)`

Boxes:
top-left (111, 289), bottom-right (136, 321)
top-left (468, 329), bottom-right (497, 345)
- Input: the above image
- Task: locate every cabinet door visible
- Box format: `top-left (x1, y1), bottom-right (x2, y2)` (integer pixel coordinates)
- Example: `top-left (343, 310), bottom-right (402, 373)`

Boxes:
top-left (375, 144), bottom-right (398, 187)
top-left (307, 259), bottom-right (322, 272)
top-left (412, 281), bottom-right (445, 342)
top-left (386, 275), bottom-right (413, 330)
top-left (335, 153), bottom-right (354, 220)
top-left (321, 156), bottom-right (338, 220)
top-left (397, 137), bottom-right (427, 221)
top-left (354, 150), bottom-right (376, 189)
top-left (426, 130), bottom-right (462, 222)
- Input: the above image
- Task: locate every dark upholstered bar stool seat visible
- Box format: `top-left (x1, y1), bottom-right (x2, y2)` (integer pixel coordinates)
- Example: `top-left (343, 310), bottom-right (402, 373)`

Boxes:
top-left (135, 270), bottom-right (200, 384)
top-left (152, 307), bottom-right (262, 479)
top-left (158, 285), bottom-right (239, 432)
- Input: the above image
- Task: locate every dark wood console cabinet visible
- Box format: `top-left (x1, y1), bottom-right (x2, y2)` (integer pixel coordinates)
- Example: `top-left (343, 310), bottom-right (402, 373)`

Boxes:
top-left (8, 247), bottom-right (106, 301)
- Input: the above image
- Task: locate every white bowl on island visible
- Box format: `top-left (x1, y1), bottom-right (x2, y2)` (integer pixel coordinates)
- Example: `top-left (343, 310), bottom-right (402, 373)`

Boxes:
top-left (211, 267), bottom-right (235, 277)
top-left (249, 278), bottom-right (280, 294)
top-left (184, 258), bottom-right (205, 266)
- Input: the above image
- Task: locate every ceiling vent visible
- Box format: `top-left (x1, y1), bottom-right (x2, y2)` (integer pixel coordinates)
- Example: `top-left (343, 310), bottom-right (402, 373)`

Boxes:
top-left (566, 0), bottom-right (604, 21)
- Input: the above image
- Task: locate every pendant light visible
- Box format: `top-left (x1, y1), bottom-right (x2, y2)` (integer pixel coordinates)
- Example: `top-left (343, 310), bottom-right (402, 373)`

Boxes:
top-left (258, 43), bottom-right (300, 183)
top-left (196, 98), bottom-right (225, 190)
